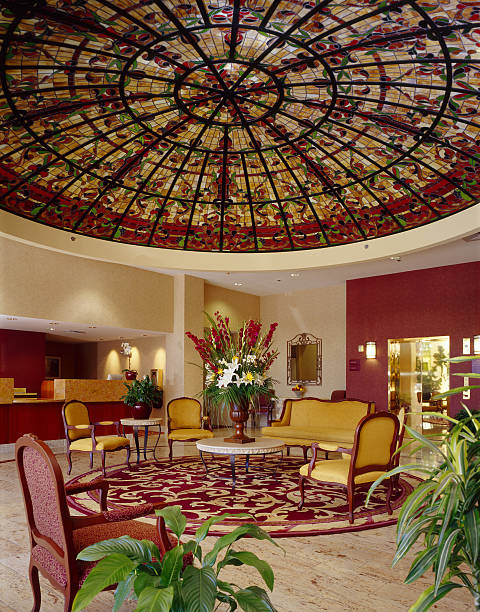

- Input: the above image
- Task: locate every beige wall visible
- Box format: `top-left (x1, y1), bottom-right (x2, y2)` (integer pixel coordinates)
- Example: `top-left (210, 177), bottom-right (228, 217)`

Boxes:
top-left (0, 236), bottom-right (174, 332)
top-left (97, 335), bottom-right (167, 417)
top-left (204, 284), bottom-right (260, 328)
top-left (261, 284), bottom-right (346, 413)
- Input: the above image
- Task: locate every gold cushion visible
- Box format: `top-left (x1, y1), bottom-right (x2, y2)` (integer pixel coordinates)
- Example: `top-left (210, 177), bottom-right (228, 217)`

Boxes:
top-left (289, 400), bottom-right (370, 430)
top-left (261, 426), bottom-right (353, 445)
top-left (169, 399), bottom-right (202, 429)
top-left (355, 416), bottom-right (397, 468)
top-left (69, 436), bottom-right (129, 451)
top-left (299, 459), bottom-right (387, 486)
top-left (168, 429), bottom-right (214, 441)
top-left (64, 401), bottom-right (91, 441)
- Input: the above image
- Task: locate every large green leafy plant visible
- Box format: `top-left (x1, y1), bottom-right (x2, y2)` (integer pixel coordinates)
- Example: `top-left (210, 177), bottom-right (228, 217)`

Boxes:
top-left (367, 355), bottom-right (480, 611)
top-left (72, 505), bottom-right (280, 611)
top-left (121, 375), bottom-right (162, 408)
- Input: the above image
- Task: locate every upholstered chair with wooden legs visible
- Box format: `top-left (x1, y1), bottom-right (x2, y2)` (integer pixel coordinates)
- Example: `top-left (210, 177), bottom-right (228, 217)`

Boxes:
top-left (62, 400), bottom-right (130, 476)
top-left (16, 434), bottom-right (180, 612)
top-left (167, 397), bottom-right (213, 459)
top-left (298, 411), bottom-right (400, 523)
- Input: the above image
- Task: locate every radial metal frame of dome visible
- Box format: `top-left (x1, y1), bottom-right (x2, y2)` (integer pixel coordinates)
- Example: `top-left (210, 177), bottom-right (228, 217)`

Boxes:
top-left (0, 0), bottom-right (478, 253)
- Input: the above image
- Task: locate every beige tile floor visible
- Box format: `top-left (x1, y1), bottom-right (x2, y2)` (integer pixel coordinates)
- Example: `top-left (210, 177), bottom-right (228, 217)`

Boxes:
top-left (0, 430), bottom-right (472, 612)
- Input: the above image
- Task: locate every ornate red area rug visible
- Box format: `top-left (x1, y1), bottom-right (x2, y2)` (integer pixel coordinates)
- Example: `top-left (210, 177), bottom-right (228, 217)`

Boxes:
top-left (66, 456), bottom-right (416, 537)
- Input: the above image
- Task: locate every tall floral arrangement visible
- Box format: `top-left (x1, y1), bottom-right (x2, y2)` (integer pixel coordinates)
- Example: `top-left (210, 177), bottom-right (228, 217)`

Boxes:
top-left (186, 312), bottom-right (279, 409)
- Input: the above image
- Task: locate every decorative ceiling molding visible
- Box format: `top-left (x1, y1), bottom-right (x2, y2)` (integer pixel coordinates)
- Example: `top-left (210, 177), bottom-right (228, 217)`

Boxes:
top-left (0, 0), bottom-right (478, 253)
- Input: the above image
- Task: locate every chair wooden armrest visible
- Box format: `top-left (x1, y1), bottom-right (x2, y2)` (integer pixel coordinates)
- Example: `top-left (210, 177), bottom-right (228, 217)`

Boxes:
top-left (65, 478), bottom-right (109, 510)
top-left (336, 447), bottom-right (352, 455)
top-left (70, 502), bottom-right (165, 530)
top-left (269, 420), bottom-right (282, 427)
top-left (67, 424), bottom-right (92, 430)
top-left (93, 420), bottom-right (124, 435)
top-left (307, 443), bottom-right (321, 476)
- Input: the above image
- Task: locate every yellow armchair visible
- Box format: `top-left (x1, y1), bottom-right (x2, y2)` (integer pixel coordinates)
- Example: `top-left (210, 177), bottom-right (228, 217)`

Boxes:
top-left (62, 400), bottom-right (130, 476)
top-left (167, 397), bottom-right (213, 459)
top-left (298, 411), bottom-right (399, 523)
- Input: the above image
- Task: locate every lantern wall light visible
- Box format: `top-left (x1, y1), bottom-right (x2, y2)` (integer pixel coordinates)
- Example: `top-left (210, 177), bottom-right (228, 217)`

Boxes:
top-left (365, 341), bottom-right (377, 359)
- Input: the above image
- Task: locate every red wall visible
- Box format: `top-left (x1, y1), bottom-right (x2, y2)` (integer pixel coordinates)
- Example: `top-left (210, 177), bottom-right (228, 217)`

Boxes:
top-left (346, 262), bottom-right (480, 416)
top-left (0, 330), bottom-right (46, 394)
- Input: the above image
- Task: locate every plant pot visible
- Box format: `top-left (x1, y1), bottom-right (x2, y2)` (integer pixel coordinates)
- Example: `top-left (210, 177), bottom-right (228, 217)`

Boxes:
top-left (224, 398), bottom-right (255, 444)
top-left (124, 370), bottom-right (138, 381)
top-left (131, 401), bottom-right (152, 420)
top-left (294, 390), bottom-right (305, 398)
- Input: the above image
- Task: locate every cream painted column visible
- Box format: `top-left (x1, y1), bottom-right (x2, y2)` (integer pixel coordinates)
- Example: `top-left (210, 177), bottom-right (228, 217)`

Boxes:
top-left (164, 274), bottom-right (204, 411)
top-left (184, 275), bottom-right (204, 398)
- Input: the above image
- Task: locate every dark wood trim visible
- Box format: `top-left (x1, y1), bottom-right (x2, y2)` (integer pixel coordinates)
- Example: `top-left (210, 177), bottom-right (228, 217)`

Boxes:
top-left (62, 400), bottom-right (130, 477)
top-left (298, 412), bottom-right (400, 523)
top-left (166, 396), bottom-right (211, 459)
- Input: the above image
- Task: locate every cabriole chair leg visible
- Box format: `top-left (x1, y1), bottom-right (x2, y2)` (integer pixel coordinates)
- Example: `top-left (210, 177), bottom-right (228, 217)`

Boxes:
top-left (298, 475), bottom-right (305, 510)
top-left (89, 452), bottom-right (93, 469)
top-left (168, 439), bottom-right (173, 460)
top-left (126, 445), bottom-right (131, 469)
top-left (28, 562), bottom-right (41, 612)
top-left (101, 450), bottom-right (106, 477)
top-left (66, 450), bottom-right (72, 475)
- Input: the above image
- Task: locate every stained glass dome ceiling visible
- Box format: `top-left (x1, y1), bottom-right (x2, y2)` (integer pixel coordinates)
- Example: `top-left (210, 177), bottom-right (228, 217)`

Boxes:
top-left (0, 0), bottom-right (478, 253)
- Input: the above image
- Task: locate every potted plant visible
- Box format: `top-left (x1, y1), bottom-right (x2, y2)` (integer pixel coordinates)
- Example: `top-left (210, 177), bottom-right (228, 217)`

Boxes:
top-left (120, 342), bottom-right (137, 380)
top-left (367, 355), bottom-right (480, 611)
top-left (121, 375), bottom-right (162, 420)
top-left (72, 505), bottom-right (280, 611)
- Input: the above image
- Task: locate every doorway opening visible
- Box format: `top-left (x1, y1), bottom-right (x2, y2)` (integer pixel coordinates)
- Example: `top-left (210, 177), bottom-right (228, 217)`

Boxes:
top-left (388, 337), bottom-right (450, 436)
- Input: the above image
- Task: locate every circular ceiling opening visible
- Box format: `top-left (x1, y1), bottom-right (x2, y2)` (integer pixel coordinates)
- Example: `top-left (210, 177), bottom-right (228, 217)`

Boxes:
top-left (0, 0), bottom-right (478, 253)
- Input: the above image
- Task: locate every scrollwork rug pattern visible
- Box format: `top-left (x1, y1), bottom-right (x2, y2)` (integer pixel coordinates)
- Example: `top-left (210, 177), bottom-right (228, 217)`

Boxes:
top-left (66, 456), bottom-right (416, 537)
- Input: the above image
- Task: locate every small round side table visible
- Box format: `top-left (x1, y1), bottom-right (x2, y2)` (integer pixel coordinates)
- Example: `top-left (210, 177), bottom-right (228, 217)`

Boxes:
top-left (120, 418), bottom-right (162, 464)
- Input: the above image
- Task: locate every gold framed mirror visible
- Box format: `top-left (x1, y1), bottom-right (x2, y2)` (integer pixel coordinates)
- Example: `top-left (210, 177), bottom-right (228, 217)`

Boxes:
top-left (287, 333), bottom-right (322, 385)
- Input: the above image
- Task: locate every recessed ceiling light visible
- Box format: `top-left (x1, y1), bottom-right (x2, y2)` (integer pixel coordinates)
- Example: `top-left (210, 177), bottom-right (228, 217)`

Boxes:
top-left (390, 256), bottom-right (401, 262)
top-left (6, 316), bottom-right (17, 320)
top-left (88, 325), bottom-right (96, 329)
top-left (234, 282), bottom-right (243, 286)
top-left (49, 322), bottom-right (57, 325)
top-left (49, 327), bottom-right (55, 331)
top-left (290, 273), bottom-right (300, 277)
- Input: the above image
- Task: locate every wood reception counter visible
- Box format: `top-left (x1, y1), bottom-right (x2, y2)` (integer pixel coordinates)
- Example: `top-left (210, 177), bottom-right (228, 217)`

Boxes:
top-left (0, 378), bottom-right (130, 444)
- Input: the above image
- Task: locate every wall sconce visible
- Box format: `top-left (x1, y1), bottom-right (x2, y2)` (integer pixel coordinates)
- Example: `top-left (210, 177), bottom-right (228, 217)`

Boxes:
top-left (365, 341), bottom-right (376, 359)
top-left (474, 335), bottom-right (480, 355)
top-left (358, 344), bottom-right (364, 353)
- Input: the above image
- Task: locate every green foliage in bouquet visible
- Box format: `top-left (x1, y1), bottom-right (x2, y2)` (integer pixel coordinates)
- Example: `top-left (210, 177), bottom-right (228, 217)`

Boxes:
top-left (186, 312), bottom-right (279, 408)
top-left (72, 505), bottom-right (281, 612)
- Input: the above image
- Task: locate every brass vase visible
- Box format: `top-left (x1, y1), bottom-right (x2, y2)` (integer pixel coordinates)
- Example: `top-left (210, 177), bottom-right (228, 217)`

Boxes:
top-left (224, 397), bottom-right (255, 444)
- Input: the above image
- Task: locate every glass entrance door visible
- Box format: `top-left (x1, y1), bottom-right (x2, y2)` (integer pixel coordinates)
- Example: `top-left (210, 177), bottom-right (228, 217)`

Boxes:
top-left (388, 336), bottom-right (450, 436)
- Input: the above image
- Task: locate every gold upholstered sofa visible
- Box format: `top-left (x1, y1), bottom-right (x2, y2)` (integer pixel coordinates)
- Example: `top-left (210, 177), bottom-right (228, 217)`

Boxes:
top-left (261, 397), bottom-right (374, 460)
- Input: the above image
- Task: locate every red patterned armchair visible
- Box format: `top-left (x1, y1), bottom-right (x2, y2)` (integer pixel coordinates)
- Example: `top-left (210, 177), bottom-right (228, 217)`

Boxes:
top-left (16, 434), bottom-right (176, 612)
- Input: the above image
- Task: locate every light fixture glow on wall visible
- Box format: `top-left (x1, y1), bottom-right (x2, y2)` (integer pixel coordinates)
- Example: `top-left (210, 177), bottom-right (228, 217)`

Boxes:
top-left (474, 335), bottom-right (480, 355)
top-left (358, 344), bottom-right (364, 353)
top-left (365, 341), bottom-right (376, 359)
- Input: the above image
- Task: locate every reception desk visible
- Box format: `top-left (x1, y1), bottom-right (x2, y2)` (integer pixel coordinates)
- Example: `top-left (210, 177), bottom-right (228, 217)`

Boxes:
top-left (0, 378), bottom-right (130, 444)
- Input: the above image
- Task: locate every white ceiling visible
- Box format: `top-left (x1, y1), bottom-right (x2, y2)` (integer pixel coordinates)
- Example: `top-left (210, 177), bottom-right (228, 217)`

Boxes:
top-left (147, 234), bottom-right (480, 296)
top-left (0, 315), bottom-right (164, 344)
top-left (1, 234), bottom-right (478, 343)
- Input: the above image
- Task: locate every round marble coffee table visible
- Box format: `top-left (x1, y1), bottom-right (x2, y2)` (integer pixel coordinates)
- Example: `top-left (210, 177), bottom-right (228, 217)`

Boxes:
top-left (121, 418), bottom-right (162, 464)
top-left (196, 437), bottom-right (285, 487)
